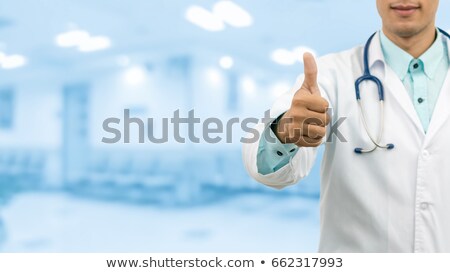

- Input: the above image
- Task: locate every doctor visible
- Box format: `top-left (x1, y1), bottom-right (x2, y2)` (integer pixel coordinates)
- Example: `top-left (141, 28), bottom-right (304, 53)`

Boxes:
top-left (243, 0), bottom-right (450, 252)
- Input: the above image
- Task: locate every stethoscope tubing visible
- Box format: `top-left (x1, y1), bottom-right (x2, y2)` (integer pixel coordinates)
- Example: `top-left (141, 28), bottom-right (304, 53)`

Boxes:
top-left (354, 28), bottom-right (450, 154)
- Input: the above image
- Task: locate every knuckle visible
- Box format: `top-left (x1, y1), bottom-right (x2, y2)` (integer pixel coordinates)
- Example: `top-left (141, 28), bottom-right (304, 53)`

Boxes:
top-left (305, 116), bottom-right (321, 125)
top-left (292, 98), bottom-right (305, 108)
top-left (318, 126), bottom-right (326, 137)
top-left (297, 117), bottom-right (307, 127)
top-left (309, 127), bottom-right (325, 138)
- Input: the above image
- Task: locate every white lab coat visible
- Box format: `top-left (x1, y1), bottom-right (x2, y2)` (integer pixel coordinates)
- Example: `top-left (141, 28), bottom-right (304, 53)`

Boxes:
top-left (243, 32), bottom-right (450, 252)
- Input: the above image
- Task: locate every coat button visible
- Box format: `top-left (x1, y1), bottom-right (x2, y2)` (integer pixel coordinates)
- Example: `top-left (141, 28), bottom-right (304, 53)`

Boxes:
top-left (422, 150), bottom-right (430, 159)
top-left (420, 203), bottom-right (429, 210)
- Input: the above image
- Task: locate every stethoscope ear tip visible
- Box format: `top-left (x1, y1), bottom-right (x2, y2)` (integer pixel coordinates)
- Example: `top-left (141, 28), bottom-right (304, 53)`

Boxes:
top-left (354, 148), bottom-right (363, 154)
top-left (387, 144), bottom-right (395, 150)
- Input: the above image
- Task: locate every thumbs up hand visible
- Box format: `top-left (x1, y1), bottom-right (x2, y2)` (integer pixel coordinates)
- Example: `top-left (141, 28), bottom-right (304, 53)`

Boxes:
top-left (273, 53), bottom-right (330, 147)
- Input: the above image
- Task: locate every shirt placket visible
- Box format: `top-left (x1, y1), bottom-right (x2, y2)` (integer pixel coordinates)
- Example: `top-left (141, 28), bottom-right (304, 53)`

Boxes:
top-left (409, 59), bottom-right (430, 132)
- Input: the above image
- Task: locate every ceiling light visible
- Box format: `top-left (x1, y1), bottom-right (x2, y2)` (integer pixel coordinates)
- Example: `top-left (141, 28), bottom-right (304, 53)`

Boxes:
top-left (271, 46), bottom-right (318, 66)
top-left (124, 66), bottom-right (146, 86)
top-left (185, 6), bottom-right (225, 32)
top-left (241, 76), bottom-right (256, 96)
top-left (219, 56), bottom-right (234, 69)
top-left (1, 54), bottom-right (27, 69)
top-left (205, 68), bottom-right (224, 87)
top-left (271, 49), bottom-right (297, 66)
top-left (213, 1), bottom-right (253, 28)
top-left (78, 36), bottom-right (111, 52)
top-left (55, 30), bottom-right (90, 47)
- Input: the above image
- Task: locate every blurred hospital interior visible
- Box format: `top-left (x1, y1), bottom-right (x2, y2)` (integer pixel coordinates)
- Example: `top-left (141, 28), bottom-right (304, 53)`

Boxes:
top-left (0, 0), bottom-right (449, 252)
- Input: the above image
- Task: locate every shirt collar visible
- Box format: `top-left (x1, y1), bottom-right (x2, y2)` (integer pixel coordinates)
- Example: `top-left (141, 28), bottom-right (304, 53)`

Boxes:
top-left (368, 32), bottom-right (385, 71)
top-left (379, 29), bottom-right (446, 80)
top-left (420, 31), bottom-right (446, 79)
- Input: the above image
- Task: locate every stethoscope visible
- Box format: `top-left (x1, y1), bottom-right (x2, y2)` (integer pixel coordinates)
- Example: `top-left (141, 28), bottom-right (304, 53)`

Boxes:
top-left (354, 28), bottom-right (450, 154)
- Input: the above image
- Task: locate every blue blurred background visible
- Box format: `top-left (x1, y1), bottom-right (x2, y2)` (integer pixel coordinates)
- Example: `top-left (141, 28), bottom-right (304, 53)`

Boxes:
top-left (0, 0), bottom-right (448, 252)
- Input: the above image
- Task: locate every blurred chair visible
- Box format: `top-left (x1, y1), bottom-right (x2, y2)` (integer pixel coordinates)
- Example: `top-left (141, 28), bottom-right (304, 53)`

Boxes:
top-left (86, 154), bottom-right (110, 182)
top-left (111, 155), bottom-right (135, 186)
top-left (11, 151), bottom-right (46, 191)
top-left (10, 151), bottom-right (30, 190)
top-left (127, 156), bottom-right (153, 202)
top-left (183, 154), bottom-right (223, 204)
top-left (0, 152), bottom-right (10, 181)
top-left (219, 150), bottom-right (259, 192)
top-left (81, 153), bottom-right (117, 199)
top-left (110, 155), bottom-right (138, 200)
top-left (1, 152), bottom-right (20, 193)
top-left (26, 152), bottom-right (46, 188)
top-left (0, 151), bottom-right (23, 203)
top-left (0, 152), bottom-right (13, 204)
top-left (134, 155), bottom-right (175, 204)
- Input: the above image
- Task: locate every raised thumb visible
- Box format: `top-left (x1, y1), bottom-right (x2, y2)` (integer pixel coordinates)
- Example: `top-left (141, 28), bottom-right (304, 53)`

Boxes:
top-left (302, 52), bottom-right (320, 95)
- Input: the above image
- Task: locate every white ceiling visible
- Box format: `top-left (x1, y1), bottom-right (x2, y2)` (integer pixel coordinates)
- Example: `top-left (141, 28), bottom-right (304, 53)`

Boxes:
top-left (0, 0), bottom-right (449, 71)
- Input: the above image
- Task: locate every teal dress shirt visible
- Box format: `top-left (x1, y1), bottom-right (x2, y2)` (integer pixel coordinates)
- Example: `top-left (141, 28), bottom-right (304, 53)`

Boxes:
top-left (257, 29), bottom-right (449, 175)
top-left (380, 29), bottom-right (449, 132)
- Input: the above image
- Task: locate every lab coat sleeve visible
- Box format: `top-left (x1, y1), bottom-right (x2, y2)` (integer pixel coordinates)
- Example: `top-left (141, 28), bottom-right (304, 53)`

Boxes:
top-left (242, 72), bottom-right (333, 190)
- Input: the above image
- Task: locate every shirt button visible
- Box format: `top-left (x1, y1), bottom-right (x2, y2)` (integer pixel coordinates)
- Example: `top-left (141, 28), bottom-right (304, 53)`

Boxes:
top-left (276, 151), bottom-right (283, 156)
top-left (420, 202), bottom-right (429, 210)
top-left (418, 98), bottom-right (424, 104)
top-left (413, 63), bottom-right (419, 69)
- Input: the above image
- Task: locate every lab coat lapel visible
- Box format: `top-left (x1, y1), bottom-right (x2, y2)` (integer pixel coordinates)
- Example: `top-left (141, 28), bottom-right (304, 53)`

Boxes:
top-left (369, 33), bottom-right (425, 135)
top-left (383, 64), bottom-right (425, 135)
top-left (423, 36), bottom-right (450, 140)
top-left (425, 67), bottom-right (450, 140)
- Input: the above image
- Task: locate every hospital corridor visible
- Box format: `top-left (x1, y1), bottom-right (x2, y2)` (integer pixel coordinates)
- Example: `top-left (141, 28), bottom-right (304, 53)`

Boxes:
top-left (0, 0), bottom-right (449, 253)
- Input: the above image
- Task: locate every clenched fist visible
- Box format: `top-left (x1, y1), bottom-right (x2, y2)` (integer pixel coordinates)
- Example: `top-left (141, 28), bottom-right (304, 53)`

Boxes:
top-left (273, 53), bottom-right (331, 147)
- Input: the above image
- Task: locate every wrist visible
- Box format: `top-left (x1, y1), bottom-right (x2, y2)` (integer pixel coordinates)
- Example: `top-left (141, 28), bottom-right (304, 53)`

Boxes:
top-left (271, 113), bottom-right (288, 144)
